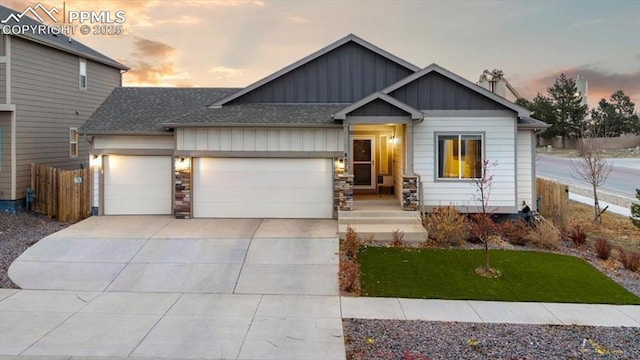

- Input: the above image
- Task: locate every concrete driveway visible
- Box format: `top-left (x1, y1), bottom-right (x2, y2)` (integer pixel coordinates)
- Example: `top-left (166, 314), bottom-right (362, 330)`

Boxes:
top-left (2, 216), bottom-right (345, 359)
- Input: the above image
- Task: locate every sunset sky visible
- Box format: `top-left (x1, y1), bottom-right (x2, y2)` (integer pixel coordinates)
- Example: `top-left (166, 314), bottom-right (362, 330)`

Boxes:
top-left (5, 0), bottom-right (640, 109)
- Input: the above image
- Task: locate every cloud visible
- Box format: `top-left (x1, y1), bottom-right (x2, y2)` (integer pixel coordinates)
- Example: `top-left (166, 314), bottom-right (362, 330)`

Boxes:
top-left (124, 36), bottom-right (192, 86)
top-left (155, 15), bottom-right (202, 25)
top-left (568, 18), bottom-right (604, 28)
top-left (208, 66), bottom-right (246, 80)
top-left (123, 61), bottom-right (190, 86)
top-left (132, 36), bottom-right (176, 58)
top-left (171, 0), bottom-right (265, 8)
top-left (288, 16), bottom-right (309, 24)
top-left (517, 66), bottom-right (640, 108)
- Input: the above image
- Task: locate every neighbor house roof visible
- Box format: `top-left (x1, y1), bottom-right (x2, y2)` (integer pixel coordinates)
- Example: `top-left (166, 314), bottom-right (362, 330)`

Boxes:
top-left (0, 5), bottom-right (128, 70)
top-left (517, 116), bottom-right (551, 129)
top-left (212, 33), bottom-right (421, 106)
top-left (165, 104), bottom-right (345, 128)
top-left (80, 87), bottom-right (239, 134)
top-left (381, 63), bottom-right (532, 117)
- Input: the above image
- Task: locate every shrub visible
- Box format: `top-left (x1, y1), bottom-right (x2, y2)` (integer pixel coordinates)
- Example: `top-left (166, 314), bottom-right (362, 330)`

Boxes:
top-left (391, 228), bottom-right (404, 247)
top-left (343, 226), bottom-right (360, 259)
top-left (424, 206), bottom-right (469, 246)
top-left (498, 219), bottom-right (529, 246)
top-left (468, 213), bottom-right (499, 244)
top-left (618, 249), bottom-right (640, 272)
top-left (526, 221), bottom-right (561, 249)
top-left (594, 238), bottom-right (612, 260)
top-left (339, 260), bottom-right (361, 295)
top-left (568, 225), bottom-right (588, 248)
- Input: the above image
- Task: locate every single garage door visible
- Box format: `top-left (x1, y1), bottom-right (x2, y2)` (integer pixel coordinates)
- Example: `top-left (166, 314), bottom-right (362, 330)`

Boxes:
top-left (103, 155), bottom-right (172, 215)
top-left (193, 158), bottom-right (333, 218)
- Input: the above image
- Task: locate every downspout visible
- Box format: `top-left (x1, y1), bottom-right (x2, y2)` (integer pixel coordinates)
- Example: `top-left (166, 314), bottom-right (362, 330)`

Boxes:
top-left (407, 117), bottom-right (425, 220)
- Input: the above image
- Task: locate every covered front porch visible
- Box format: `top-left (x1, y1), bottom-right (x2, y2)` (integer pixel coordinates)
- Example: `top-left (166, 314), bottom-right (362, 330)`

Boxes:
top-left (333, 94), bottom-right (426, 241)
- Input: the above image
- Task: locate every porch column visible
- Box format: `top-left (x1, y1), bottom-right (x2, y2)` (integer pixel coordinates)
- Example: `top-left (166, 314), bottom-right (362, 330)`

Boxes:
top-left (405, 123), bottom-right (413, 174)
top-left (343, 123), bottom-right (350, 174)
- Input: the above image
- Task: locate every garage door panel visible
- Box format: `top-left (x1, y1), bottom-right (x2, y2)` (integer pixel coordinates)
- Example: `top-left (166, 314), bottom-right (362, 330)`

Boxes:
top-left (197, 186), bottom-right (330, 204)
top-left (193, 158), bottom-right (333, 218)
top-left (195, 171), bottom-right (330, 188)
top-left (104, 155), bottom-right (172, 215)
top-left (194, 201), bottom-right (332, 219)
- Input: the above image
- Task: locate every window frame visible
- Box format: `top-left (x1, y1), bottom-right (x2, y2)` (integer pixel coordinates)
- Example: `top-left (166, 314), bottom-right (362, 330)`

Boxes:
top-left (69, 127), bottom-right (79, 158)
top-left (435, 132), bottom-right (485, 181)
top-left (79, 58), bottom-right (87, 90)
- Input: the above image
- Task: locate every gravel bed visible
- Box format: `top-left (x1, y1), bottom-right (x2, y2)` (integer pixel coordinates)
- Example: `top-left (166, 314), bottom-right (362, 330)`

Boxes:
top-left (0, 211), bottom-right (71, 288)
top-left (344, 319), bottom-right (640, 360)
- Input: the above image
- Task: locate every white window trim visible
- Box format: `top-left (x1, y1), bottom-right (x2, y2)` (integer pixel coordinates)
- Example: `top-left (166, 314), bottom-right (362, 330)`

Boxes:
top-left (435, 132), bottom-right (484, 181)
top-left (69, 127), bottom-right (79, 158)
top-left (79, 58), bottom-right (87, 90)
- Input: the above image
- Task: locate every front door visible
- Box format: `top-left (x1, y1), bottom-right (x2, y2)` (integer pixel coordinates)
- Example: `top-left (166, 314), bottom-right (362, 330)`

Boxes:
top-left (352, 136), bottom-right (375, 189)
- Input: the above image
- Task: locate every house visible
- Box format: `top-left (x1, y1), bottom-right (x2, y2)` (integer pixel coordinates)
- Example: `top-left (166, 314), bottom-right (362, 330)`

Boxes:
top-left (0, 5), bottom-right (128, 211)
top-left (81, 34), bottom-right (548, 219)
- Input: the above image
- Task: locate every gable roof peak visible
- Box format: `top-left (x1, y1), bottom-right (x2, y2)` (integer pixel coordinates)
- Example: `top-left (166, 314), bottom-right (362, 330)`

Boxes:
top-left (382, 63), bottom-right (531, 117)
top-left (212, 34), bottom-right (421, 106)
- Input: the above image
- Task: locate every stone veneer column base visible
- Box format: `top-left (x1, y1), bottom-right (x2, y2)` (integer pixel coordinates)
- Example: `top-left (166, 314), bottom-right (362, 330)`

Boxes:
top-left (174, 158), bottom-right (191, 219)
top-left (402, 175), bottom-right (418, 210)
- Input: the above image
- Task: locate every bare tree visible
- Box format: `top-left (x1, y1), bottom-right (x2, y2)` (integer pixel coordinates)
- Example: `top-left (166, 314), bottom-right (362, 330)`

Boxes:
top-left (471, 160), bottom-right (500, 277)
top-left (570, 127), bottom-right (613, 222)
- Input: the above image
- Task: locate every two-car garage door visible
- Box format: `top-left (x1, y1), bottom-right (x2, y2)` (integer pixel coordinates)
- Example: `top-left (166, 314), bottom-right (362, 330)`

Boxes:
top-left (193, 158), bottom-right (333, 218)
top-left (103, 156), bottom-right (333, 218)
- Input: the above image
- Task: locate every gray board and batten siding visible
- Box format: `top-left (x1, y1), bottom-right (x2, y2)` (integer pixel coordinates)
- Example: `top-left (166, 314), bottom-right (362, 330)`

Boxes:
top-left (230, 41), bottom-right (416, 104)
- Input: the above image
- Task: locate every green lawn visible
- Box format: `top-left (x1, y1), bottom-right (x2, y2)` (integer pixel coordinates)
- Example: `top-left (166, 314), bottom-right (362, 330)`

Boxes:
top-left (358, 248), bottom-right (640, 304)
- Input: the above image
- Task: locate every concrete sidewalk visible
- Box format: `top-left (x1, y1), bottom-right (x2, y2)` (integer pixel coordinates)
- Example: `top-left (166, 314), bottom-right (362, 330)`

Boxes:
top-left (341, 297), bottom-right (640, 327)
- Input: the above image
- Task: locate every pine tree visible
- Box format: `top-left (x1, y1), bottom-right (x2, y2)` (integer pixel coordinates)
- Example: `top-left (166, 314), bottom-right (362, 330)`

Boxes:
top-left (546, 74), bottom-right (588, 147)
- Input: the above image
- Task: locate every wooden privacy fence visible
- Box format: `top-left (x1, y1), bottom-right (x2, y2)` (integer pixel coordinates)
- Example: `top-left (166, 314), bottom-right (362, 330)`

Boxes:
top-left (31, 163), bottom-right (90, 222)
top-left (536, 177), bottom-right (569, 228)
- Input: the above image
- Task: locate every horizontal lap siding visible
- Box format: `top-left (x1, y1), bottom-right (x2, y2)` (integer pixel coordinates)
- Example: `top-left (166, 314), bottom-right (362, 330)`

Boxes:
top-left (177, 128), bottom-right (344, 153)
top-left (517, 130), bottom-right (533, 207)
top-left (11, 37), bottom-right (121, 198)
top-left (414, 117), bottom-right (516, 210)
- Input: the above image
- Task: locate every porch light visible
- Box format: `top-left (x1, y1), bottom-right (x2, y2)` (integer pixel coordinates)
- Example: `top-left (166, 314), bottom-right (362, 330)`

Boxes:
top-left (175, 156), bottom-right (191, 171)
top-left (389, 136), bottom-right (400, 144)
top-left (90, 154), bottom-right (102, 167)
top-left (335, 158), bottom-right (345, 171)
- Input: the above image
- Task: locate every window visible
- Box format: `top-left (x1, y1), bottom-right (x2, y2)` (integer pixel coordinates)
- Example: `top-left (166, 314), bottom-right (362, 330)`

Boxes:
top-left (437, 134), bottom-right (483, 179)
top-left (69, 128), bottom-right (79, 157)
top-left (79, 58), bottom-right (87, 90)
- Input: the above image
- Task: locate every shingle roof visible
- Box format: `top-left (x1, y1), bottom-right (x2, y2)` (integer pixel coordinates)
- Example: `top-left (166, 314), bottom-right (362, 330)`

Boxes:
top-left (0, 5), bottom-right (128, 70)
top-left (166, 104), bottom-right (346, 127)
top-left (80, 87), bottom-right (240, 134)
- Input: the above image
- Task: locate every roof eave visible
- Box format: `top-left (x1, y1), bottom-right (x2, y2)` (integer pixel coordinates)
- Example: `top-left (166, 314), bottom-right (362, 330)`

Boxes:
top-left (80, 130), bottom-right (172, 136)
top-left (333, 92), bottom-right (424, 120)
top-left (13, 33), bottom-right (129, 70)
top-left (163, 122), bottom-right (342, 128)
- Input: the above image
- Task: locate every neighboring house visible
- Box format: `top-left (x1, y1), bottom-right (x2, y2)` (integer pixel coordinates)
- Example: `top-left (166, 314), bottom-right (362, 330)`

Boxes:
top-left (81, 34), bottom-right (548, 219)
top-left (0, 5), bottom-right (127, 211)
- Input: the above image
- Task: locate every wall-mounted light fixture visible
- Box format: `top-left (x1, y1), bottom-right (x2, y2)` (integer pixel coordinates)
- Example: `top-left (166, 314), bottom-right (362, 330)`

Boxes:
top-left (89, 154), bottom-right (102, 167)
top-left (175, 156), bottom-right (191, 171)
top-left (389, 136), bottom-right (400, 144)
top-left (335, 158), bottom-right (345, 171)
